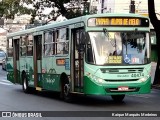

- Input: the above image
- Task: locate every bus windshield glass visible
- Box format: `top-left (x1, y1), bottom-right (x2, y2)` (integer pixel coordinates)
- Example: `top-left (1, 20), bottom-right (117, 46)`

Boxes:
top-left (88, 31), bottom-right (150, 65)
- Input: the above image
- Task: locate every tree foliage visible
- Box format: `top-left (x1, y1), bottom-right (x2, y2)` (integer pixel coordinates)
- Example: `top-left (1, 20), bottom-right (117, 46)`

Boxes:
top-left (0, 0), bottom-right (85, 23)
top-left (31, 0), bottom-right (83, 23)
top-left (0, 0), bottom-right (34, 19)
top-left (148, 0), bottom-right (160, 85)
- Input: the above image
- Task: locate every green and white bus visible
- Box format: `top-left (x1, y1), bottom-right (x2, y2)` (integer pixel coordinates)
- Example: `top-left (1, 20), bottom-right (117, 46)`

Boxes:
top-left (6, 13), bottom-right (151, 102)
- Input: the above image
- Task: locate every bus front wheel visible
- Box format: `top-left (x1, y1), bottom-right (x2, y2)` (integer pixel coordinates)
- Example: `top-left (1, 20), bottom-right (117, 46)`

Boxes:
top-left (111, 95), bottom-right (125, 102)
top-left (60, 73), bottom-right (72, 102)
top-left (63, 83), bottom-right (71, 101)
top-left (22, 73), bottom-right (31, 93)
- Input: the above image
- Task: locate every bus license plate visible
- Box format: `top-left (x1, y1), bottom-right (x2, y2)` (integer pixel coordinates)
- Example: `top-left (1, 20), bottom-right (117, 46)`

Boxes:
top-left (118, 86), bottom-right (129, 91)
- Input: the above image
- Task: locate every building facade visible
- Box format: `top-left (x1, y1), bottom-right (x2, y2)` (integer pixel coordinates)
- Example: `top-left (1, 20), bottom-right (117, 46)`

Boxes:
top-left (91, 0), bottom-right (160, 16)
top-left (0, 14), bottom-right (31, 52)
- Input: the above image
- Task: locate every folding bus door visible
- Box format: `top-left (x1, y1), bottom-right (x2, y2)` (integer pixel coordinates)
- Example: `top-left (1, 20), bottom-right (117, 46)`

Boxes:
top-left (13, 39), bottom-right (20, 83)
top-left (71, 28), bottom-right (84, 92)
top-left (33, 35), bottom-right (42, 90)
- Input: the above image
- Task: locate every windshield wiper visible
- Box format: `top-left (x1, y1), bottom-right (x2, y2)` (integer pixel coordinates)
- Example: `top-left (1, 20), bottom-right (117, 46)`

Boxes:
top-left (103, 28), bottom-right (116, 47)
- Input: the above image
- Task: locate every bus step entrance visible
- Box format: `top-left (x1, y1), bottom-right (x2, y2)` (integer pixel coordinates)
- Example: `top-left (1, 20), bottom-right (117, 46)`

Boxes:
top-left (74, 86), bottom-right (83, 93)
top-left (36, 87), bottom-right (42, 91)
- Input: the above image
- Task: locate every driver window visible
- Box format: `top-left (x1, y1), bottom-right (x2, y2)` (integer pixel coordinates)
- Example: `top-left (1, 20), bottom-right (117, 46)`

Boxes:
top-left (86, 41), bottom-right (94, 63)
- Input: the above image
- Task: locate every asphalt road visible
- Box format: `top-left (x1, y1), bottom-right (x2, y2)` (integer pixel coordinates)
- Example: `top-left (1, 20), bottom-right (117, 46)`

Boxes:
top-left (0, 65), bottom-right (160, 120)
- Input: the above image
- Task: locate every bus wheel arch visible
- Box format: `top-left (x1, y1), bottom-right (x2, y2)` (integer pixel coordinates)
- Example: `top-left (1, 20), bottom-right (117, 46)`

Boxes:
top-left (60, 72), bottom-right (71, 102)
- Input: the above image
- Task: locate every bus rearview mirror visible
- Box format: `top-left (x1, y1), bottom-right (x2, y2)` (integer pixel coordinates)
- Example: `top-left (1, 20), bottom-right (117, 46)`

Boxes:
top-left (80, 32), bottom-right (89, 45)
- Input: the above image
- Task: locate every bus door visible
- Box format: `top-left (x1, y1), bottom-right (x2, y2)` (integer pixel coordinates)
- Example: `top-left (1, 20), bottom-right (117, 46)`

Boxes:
top-left (33, 35), bottom-right (42, 89)
top-left (13, 39), bottom-right (20, 83)
top-left (71, 28), bottom-right (84, 92)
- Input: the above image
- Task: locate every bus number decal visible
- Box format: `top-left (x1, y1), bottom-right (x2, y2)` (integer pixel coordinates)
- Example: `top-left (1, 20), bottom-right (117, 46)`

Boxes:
top-left (46, 78), bottom-right (55, 84)
top-left (131, 73), bottom-right (144, 77)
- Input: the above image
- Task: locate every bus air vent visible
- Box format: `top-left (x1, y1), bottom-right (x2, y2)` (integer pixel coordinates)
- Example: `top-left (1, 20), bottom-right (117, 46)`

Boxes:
top-left (100, 68), bottom-right (143, 74)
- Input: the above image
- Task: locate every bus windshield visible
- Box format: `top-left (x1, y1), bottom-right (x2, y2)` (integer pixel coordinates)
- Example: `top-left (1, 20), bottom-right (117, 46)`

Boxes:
top-left (88, 31), bottom-right (150, 65)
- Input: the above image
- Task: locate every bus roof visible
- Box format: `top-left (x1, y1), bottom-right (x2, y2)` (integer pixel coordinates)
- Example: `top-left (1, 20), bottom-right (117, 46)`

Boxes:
top-left (7, 13), bottom-right (149, 38)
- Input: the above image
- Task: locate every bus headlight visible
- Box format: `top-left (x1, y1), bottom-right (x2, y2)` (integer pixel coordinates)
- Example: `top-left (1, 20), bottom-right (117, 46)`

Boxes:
top-left (90, 74), bottom-right (105, 84)
top-left (139, 75), bottom-right (150, 82)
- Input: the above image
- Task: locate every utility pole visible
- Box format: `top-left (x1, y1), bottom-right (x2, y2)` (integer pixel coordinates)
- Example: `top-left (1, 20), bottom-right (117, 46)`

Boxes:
top-left (101, 0), bottom-right (104, 13)
top-left (129, 0), bottom-right (135, 13)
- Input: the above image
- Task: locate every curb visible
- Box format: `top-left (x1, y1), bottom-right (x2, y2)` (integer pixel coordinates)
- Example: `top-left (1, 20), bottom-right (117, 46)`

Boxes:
top-left (152, 85), bottom-right (160, 89)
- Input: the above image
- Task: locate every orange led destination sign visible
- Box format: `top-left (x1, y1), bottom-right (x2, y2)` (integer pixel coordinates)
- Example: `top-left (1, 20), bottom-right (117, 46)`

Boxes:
top-left (95, 18), bottom-right (140, 26)
top-left (56, 59), bottom-right (65, 66)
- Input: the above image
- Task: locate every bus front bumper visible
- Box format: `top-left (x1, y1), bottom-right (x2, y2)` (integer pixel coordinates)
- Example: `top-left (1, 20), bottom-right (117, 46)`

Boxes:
top-left (83, 76), bottom-right (151, 95)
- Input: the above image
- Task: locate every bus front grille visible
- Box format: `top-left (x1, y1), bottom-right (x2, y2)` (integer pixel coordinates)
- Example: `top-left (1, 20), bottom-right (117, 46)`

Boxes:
top-left (100, 68), bottom-right (144, 74)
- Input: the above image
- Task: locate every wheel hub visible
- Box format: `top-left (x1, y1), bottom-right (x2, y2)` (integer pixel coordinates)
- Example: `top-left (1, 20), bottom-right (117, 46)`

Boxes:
top-left (23, 78), bottom-right (27, 90)
top-left (64, 84), bottom-right (70, 96)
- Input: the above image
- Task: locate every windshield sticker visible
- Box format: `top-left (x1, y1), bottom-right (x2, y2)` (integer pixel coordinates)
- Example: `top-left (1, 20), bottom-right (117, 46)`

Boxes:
top-left (108, 56), bottom-right (122, 64)
top-left (124, 54), bottom-right (131, 63)
top-left (131, 57), bottom-right (140, 64)
top-left (65, 58), bottom-right (70, 70)
top-left (42, 69), bottom-right (46, 73)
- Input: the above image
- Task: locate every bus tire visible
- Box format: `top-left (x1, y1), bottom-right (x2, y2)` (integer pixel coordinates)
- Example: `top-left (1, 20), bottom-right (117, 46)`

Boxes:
top-left (63, 83), bottom-right (72, 102)
top-left (22, 73), bottom-right (31, 93)
top-left (111, 95), bottom-right (125, 102)
top-left (60, 74), bottom-right (72, 102)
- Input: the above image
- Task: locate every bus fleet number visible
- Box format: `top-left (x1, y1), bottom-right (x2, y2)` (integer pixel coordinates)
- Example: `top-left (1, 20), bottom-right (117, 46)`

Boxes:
top-left (131, 73), bottom-right (144, 77)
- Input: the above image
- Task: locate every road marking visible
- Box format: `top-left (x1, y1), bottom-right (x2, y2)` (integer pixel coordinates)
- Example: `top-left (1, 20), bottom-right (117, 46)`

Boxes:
top-left (0, 79), bottom-right (12, 83)
top-left (129, 95), bottom-right (150, 98)
top-left (0, 80), bottom-right (14, 85)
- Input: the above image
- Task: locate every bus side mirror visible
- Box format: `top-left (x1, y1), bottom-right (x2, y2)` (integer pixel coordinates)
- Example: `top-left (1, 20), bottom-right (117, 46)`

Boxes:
top-left (79, 32), bottom-right (88, 53)
top-left (6, 56), bottom-right (8, 61)
top-left (80, 31), bottom-right (89, 45)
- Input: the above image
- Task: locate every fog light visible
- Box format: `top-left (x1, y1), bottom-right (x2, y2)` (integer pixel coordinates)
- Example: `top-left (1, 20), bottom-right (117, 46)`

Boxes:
top-left (139, 75), bottom-right (149, 82)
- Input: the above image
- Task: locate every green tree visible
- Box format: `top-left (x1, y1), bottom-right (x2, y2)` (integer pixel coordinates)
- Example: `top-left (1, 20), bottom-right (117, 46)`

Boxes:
top-left (31, 0), bottom-right (85, 23)
top-left (0, 0), bottom-right (87, 23)
top-left (0, 0), bottom-right (34, 19)
top-left (148, 0), bottom-right (160, 85)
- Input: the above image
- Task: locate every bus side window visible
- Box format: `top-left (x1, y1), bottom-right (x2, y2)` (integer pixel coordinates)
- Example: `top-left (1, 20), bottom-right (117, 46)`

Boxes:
top-left (20, 36), bottom-right (27, 56)
top-left (44, 31), bottom-right (53, 56)
top-left (52, 31), bottom-right (56, 55)
top-left (27, 35), bottom-right (33, 56)
top-left (7, 39), bottom-right (13, 57)
top-left (56, 28), bottom-right (69, 55)
top-left (63, 28), bottom-right (69, 54)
